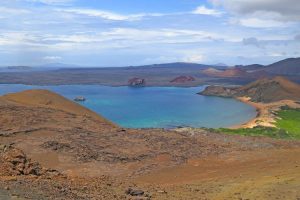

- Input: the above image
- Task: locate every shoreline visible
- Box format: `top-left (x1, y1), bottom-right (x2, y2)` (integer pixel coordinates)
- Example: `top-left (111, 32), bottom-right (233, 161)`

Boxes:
top-left (232, 97), bottom-right (300, 129)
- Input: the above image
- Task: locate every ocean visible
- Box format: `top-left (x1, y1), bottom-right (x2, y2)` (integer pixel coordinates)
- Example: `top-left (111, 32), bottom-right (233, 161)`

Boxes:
top-left (0, 84), bottom-right (256, 128)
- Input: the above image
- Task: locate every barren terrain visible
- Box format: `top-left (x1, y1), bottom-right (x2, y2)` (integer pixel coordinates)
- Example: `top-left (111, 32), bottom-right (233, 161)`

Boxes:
top-left (0, 90), bottom-right (300, 199)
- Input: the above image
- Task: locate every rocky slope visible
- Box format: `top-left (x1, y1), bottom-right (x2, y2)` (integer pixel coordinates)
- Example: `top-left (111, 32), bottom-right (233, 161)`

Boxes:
top-left (0, 90), bottom-right (300, 199)
top-left (200, 76), bottom-right (300, 103)
top-left (170, 76), bottom-right (195, 83)
top-left (201, 67), bottom-right (248, 78)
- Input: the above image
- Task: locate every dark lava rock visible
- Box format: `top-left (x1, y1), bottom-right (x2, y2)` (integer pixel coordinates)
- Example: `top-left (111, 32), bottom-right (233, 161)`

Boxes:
top-left (125, 188), bottom-right (145, 196)
top-left (41, 141), bottom-right (72, 151)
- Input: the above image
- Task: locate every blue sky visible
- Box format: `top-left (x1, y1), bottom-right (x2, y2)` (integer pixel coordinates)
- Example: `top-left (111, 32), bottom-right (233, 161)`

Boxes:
top-left (1, 0), bottom-right (300, 66)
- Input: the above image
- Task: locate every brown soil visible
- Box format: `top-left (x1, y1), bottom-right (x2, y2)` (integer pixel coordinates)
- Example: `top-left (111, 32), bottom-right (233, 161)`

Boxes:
top-left (0, 90), bottom-right (300, 199)
top-left (136, 148), bottom-right (300, 200)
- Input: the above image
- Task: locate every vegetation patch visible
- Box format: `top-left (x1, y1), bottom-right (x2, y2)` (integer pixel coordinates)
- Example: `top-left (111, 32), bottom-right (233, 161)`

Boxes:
top-left (215, 126), bottom-right (290, 139)
top-left (275, 107), bottom-right (300, 139)
top-left (214, 107), bottom-right (300, 139)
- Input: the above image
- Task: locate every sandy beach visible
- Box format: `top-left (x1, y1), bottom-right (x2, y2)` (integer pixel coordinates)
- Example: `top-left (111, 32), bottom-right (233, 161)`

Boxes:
top-left (232, 97), bottom-right (300, 129)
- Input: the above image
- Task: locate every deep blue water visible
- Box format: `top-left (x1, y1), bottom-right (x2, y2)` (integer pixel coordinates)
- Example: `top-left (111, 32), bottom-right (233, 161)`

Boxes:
top-left (0, 84), bottom-right (256, 128)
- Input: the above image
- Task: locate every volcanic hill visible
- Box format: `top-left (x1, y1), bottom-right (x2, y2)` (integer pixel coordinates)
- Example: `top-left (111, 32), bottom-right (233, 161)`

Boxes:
top-left (200, 76), bottom-right (300, 103)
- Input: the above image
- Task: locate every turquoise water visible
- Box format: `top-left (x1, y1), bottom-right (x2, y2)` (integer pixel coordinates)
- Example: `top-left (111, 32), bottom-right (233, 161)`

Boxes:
top-left (0, 84), bottom-right (256, 128)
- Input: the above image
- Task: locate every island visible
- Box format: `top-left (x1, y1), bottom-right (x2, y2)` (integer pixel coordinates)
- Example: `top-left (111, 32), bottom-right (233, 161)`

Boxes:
top-left (0, 87), bottom-right (299, 199)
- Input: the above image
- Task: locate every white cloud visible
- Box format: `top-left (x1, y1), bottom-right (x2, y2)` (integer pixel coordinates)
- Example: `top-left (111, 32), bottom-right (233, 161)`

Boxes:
top-left (58, 8), bottom-right (166, 21)
top-left (211, 0), bottom-right (300, 22)
top-left (41, 28), bottom-right (226, 46)
top-left (43, 56), bottom-right (62, 60)
top-left (237, 17), bottom-right (288, 28)
top-left (267, 52), bottom-right (285, 57)
top-left (143, 56), bottom-right (180, 64)
top-left (1, 0), bottom-right (299, 66)
top-left (59, 8), bottom-right (132, 21)
top-left (243, 37), bottom-right (260, 47)
top-left (26, 0), bottom-right (73, 5)
top-left (0, 32), bottom-right (39, 46)
top-left (193, 6), bottom-right (222, 16)
top-left (0, 7), bottom-right (31, 15)
top-left (183, 54), bottom-right (204, 63)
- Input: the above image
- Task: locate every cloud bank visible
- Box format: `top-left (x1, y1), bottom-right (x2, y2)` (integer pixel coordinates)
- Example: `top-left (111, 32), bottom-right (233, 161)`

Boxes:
top-left (0, 0), bottom-right (299, 66)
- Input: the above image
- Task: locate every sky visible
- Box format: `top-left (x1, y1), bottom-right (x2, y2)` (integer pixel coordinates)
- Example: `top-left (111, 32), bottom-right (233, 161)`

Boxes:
top-left (0, 0), bottom-right (300, 66)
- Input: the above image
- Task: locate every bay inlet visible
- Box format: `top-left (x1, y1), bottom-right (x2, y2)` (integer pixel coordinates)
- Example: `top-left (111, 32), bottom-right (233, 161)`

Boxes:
top-left (0, 84), bottom-right (256, 128)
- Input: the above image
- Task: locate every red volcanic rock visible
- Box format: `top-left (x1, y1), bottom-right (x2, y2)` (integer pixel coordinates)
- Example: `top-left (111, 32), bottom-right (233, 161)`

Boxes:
top-left (128, 78), bottom-right (145, 86)
top-left (170, 76), bottom-right (195, 83)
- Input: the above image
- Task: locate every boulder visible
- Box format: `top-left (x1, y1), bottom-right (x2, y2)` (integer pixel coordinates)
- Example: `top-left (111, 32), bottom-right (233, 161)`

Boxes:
top-left (125, 188), bottom-right (145, 196)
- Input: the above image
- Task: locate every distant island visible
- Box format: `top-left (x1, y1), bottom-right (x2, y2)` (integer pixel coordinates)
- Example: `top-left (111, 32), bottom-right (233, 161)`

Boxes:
top-left (0, 57), bottom-right (299, 86)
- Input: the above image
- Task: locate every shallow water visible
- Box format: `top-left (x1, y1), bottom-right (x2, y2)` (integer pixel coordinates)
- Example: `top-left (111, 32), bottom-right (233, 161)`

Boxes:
top-left (0, 84), bottom-right (256, 128)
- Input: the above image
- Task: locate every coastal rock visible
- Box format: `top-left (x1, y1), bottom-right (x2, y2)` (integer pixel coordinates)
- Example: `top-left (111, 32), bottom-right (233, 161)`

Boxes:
top-left (74, 96), bottom-right (86, 102)
top-left (170, 76), bottom-right (195, 83)
top-left (128, 78), bottom-right (146, 87)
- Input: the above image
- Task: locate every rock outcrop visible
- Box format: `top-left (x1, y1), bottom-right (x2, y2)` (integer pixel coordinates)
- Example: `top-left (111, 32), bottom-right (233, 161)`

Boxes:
top-left (0, 144), bottom-right (45, 176)
top-left (128, 78), bottom-right (146, 87)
